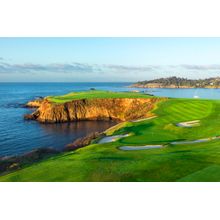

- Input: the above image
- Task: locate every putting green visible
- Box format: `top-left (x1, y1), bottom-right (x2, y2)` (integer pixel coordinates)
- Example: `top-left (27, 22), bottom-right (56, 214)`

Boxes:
top-left (2, 97), bottom-right (220, 181)
top-left (47, 90), bottom-right (152, 103)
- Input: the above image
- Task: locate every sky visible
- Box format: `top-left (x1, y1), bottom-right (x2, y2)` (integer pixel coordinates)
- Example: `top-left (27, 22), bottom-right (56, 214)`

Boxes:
top-left (1, 37), bottom-right (220, 82)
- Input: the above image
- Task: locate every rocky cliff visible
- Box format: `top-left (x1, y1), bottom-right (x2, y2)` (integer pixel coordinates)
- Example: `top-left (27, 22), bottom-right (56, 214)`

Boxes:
top-left (24, 98), bottom-right (162, 123)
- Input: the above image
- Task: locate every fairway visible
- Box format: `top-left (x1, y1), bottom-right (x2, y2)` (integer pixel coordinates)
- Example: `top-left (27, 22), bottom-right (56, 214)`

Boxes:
top-left (2, 97), bottom-right (220, 181)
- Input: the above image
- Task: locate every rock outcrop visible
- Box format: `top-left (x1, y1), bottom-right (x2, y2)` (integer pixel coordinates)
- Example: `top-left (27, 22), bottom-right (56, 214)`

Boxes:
top-left (0, 148), bottom-right (59, 174)
top-left (65, 132), bottom-right (105, 151)
top-left (24, 98), bottom-right (162, 123)
top-left (25, 98), bottom-right (44, 108)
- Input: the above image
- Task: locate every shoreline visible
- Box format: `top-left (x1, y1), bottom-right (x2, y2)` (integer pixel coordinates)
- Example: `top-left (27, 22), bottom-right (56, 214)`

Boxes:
top-left (130, 85), bottom-right (220, 89)
top-left (2, 89), bottom-right (220, 178)
top-left (0, 91), bottom-right (160, 175)
top-left (0, 122), bottom-right (113, 175)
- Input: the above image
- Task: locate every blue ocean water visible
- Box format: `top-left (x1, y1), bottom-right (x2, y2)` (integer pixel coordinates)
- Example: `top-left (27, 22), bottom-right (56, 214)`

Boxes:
top-left (1, 82), bottom-right (220, 157)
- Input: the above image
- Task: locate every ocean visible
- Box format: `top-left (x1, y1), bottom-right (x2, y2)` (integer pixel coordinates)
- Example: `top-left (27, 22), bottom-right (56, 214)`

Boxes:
top-left (1, 82), bottom-right (220, 157)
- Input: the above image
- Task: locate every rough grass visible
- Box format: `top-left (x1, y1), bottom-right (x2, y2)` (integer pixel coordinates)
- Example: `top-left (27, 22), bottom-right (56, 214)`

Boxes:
top-left (2, 98), bottom-right (220, 181)
top-left (48, 90), bottom-right (152, 103)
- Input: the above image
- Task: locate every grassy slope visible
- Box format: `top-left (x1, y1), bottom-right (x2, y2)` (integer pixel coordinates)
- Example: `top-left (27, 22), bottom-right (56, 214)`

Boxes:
top-left (2, 97), bottom-right (220, 181)
top-left (48, 90), bottom-right (152, 103)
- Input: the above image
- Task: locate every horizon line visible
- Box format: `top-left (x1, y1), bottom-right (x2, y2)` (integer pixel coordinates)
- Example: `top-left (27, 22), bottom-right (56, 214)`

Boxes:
top-left (0, 81), bottom-right (135, 83)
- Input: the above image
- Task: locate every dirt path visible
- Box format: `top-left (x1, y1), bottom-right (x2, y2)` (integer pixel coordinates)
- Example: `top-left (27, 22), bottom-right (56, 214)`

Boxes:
top-left (131, 116), bottom-right (157, 122)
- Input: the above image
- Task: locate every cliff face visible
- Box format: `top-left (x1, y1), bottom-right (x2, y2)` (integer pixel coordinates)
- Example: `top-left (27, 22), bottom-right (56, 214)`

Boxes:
top-left (25, 98), bottom-right (161, 123)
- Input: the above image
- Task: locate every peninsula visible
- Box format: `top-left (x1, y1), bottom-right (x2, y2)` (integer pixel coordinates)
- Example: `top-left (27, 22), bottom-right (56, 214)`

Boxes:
top-left (24, 90), bottom-right (162, 123)
top-left (131, 76), bottom-right (220, 88)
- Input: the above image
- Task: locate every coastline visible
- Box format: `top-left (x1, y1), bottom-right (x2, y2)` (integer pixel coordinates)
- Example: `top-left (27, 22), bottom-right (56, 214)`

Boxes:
top-left (0, 92), bottom-right (161, 175)
top-left (130, 84), bottom-right (220, 89)
top-left (2, 93), bottom-right (220, 181)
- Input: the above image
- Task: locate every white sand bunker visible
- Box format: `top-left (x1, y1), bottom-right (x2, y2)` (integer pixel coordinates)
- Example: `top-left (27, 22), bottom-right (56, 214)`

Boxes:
top-left (119, 145), bottom-right (163, 151)
top-left (131, 116), bottom-right (157, 123)
top-left (171, 139), bottom-right (209, 145)
top-left (171, 136), bottom-right (219, 145)
top-left (176, 120), bottom-right (200, 128)
top-left (98, 134), bottom-right (130, 144)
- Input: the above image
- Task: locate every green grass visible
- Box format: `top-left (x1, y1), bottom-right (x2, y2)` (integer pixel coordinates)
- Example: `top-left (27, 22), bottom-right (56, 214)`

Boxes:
top-left (48, 90), bottom-right (152, 103)
top-left (2, 97), bottom-right (220, 181)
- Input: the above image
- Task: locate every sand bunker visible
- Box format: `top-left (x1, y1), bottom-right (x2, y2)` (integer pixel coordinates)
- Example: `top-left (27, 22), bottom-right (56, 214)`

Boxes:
top-left (119, 145), bottom-right (163, 151)
top-left (176, 120), bottom-right (200, 127)
top-left (171, 139), bottom-right (209, 145)
top-left (171, 136), bottom-right (220, 145)
top-left (98, 134), bottom-right (130, 144)
top-left (131, 116), bottom-right (157, 123)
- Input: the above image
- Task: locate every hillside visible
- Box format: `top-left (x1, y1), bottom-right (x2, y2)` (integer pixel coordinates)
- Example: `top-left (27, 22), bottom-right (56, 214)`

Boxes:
top-left (131, 76), bottom-right (220, 88)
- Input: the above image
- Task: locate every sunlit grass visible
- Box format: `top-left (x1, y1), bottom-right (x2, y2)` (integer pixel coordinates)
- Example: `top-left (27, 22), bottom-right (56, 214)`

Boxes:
top-left (48, 90), bottom-right (153, 103)
top-left (2, 98), bottom-right (220, 181)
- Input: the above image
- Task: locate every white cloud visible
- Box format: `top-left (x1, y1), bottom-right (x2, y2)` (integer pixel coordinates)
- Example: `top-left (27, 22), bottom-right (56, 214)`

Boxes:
top-left (0, 61), bottom-right (220, 81)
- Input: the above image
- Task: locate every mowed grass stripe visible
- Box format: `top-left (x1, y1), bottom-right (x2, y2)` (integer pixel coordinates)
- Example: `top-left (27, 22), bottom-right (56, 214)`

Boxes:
top-left (167, 102), bottom-right (207, 116)
top-left (171, 107), bottom-right (205, 119)
top-left (163, 101), bottom-right (212, 121)
top-left (164, 108), bottom-right (199, 122)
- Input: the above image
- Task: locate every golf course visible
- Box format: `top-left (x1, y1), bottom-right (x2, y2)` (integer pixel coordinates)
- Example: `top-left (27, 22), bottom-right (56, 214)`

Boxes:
top-left (47, 90), bottom-right (152, 103)
top-left (1, 90), bottom-right (220, 182)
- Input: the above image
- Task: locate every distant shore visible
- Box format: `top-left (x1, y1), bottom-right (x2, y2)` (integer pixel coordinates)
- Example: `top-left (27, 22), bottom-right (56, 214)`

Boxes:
top-left (130, 76), bottom-right (220, 89)
top-left (130, 84), bottom-right (220, 89)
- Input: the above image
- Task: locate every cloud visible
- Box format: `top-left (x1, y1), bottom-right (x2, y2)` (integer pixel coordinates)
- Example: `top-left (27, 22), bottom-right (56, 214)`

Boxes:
top-left (1, 61), bottom-right (220, 77)
top-left (103, 64), bottom-right (159, 72)
top-left (0, 62), bottom-right (96, 74)
top-left (0, 62), bottom-right (159, 74)
top-left (180, 64), bottom-right (220, 70)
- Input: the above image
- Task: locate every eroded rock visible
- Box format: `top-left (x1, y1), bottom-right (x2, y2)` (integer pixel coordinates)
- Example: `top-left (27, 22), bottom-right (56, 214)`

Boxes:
top-left (65, 132), bottom-right (105, 151)
top-left (25, 98), bottom-right (162, 123)
top-left (25, 98), bottom-right (45, 108)
top-left (0, 147), bottom-right (59, 174)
